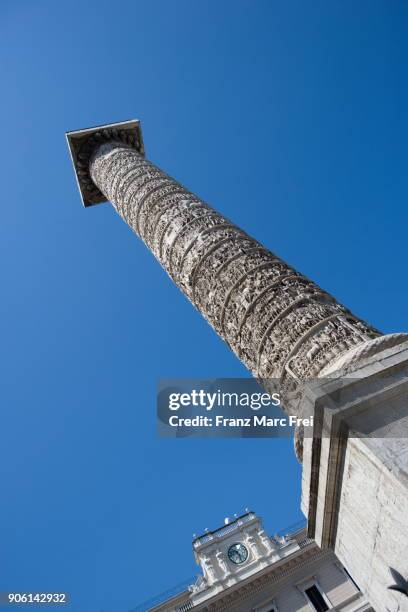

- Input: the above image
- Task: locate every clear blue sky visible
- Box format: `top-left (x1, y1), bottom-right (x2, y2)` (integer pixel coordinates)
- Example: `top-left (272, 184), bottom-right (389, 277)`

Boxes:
top-left (1, 1), bottom-right (407, 611)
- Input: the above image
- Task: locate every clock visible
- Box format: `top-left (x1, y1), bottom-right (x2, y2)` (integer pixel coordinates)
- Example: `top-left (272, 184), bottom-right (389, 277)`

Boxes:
top-left (227, 542), bottom-right (248, 565)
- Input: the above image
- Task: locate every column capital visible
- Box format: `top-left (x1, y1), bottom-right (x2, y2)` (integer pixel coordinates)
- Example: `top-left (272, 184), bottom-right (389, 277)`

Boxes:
top-left (65, 119), bottom-right (144, 207)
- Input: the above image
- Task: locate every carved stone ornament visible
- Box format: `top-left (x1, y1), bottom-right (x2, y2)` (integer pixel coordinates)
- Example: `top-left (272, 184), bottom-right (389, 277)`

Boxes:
top-left (66, 120), bottom-right (408, 461)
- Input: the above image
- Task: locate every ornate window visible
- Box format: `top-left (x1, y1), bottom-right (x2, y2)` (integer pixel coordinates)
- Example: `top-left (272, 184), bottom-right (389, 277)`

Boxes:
top-left (304, 585), bottom-right (329, 611)
top-left (296, 577), bottom-right (331, 612)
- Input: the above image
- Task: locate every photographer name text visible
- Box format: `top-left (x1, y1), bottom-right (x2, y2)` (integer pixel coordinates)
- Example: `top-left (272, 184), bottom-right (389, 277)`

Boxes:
top-left (167, 415), bottom-right (313, 428)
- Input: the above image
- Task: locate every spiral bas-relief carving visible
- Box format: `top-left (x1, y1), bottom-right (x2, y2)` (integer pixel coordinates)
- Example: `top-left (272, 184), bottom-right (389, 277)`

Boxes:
top-left (88, 141), bottom-right (403, 457)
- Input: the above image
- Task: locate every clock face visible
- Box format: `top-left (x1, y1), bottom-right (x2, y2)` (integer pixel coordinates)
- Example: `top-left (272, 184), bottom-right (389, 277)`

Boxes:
top-left (227, 542), bottom-right (248, 565)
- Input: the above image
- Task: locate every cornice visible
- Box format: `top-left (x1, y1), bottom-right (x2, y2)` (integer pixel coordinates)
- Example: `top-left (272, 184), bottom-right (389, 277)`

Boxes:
top-left (195, 544), bottom-right (330, 611)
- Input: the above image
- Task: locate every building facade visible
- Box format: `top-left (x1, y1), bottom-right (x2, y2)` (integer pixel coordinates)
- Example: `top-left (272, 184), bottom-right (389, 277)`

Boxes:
top-left (134, 512), bottom-right (371, 612)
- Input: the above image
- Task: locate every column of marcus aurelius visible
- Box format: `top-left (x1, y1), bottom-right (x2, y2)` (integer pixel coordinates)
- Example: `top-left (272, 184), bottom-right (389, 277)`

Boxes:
top-left (67, 121), bottom-right (408, 611)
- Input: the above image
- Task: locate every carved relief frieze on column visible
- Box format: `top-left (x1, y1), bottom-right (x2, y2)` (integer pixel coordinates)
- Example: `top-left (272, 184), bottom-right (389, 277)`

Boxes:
top-left (66, 121), bottom-right (407, 461)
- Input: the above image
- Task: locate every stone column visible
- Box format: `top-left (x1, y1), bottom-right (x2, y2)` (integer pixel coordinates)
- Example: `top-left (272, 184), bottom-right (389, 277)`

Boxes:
top-left (89, 137), bottom-right (382, 385)
top-left (66, 121), bottom-right (408, 610)
top-left (66, 122), bottom-right (401, 415)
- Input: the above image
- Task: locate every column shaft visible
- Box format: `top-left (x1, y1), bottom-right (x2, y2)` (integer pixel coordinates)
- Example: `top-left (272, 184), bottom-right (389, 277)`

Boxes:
top-left (90, 141), bottom-right (379, 402)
